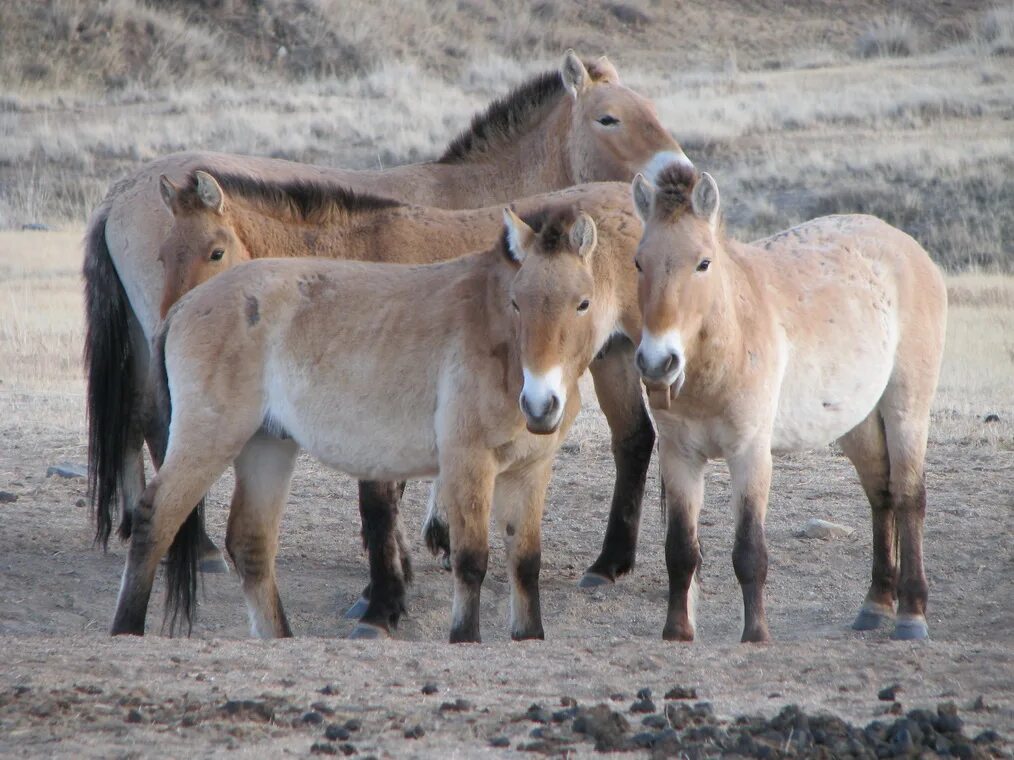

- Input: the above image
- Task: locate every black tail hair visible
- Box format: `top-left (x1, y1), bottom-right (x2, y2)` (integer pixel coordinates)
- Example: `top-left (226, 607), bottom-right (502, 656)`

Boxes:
top-left (83, 205), bottom-right (135, 547)
top-left (148, 323), bottom-right (202, 636)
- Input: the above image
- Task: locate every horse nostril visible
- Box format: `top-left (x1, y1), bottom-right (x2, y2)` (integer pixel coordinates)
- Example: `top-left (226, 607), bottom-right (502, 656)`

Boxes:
top-left (546, 394), bottom-right (561, 417)
top-left (635, 350), bottom-right (649, 374)
top-left (663, 352), bottom-right (681, 374)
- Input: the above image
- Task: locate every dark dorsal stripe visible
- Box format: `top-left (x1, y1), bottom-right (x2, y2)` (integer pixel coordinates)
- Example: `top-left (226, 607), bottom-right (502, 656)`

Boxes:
top-left (438, 69), bottom-right (569, 164)
top-left (184, 170), bottom-right (402, 221)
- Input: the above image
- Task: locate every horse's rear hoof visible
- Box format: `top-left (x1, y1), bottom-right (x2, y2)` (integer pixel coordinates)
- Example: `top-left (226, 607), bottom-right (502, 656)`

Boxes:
top-left (852, 606), bottom-right (894, 631)
top-left (343, 596), bottom-right (369, 620)
top-left (423, 517), bottom-right (451, 558)
top-left (892, 618), bottom-right (929, 641)
top-left (578, 571), bottom-right (613, 589)
top-left (199, 555), bottom-right (230, 574)
top-left (349, 622), bottom-right (390, 640)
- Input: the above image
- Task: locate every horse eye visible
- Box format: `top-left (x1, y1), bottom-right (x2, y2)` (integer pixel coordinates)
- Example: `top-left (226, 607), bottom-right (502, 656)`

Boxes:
top-left (511, 299), bottom-right (519, 313)
top-left (696, 258), bottom-right (711, 272)
top-left (597, 115), bottom-right (620, 126)
top-left (577, 299), bottom-right (591, 313)
top-left (210, 248), bottom-right (225, 262)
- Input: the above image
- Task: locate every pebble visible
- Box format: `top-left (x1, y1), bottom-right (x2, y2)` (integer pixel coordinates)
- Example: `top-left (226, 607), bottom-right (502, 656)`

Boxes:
top-left (302, 711), bottom-right (324, 725)
top-left (524, 703), bottom-right (551, 723)
top-left (404, 724), bottom-right (425, 739)
top-left (636, 687), bottom-right (652, 700)
top-left (664, 685), bottom-right (698, 700)
top-left (629, 698), bottom-right (655, 714)
top-left (75, 498), bottom-right (86, 508)
top-left (310, 741), bottom-right (337, 755)
top-left (489, 736), bottom-right (510, 747)
top-left (125, 708), bottom-right (143, 723)
top-left (421, 682), bottom-right (438, 695)
top-left (439, 698), bottom-right (472, 713)
top-left (798, 518), bottom-right (855, 539)
top-left (984, 413), bottom-right (1001, 423)
top-left (46, 463), bottom-right (87, 479)
top-left (642, 713), bottom-right (668, 729)
top-left (344, 719), bottom-right (362, 731)
top-left (0, 491), bottom-right (17, 503)
top-left (324, 724), bottom-right (350, 741)
top-left (311, 701), bottom-right (335, 715)
top-left (878, 683), bottom-right (902, 701)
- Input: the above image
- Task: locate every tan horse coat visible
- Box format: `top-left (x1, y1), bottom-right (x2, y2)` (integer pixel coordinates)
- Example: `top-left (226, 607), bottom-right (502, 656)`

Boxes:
top-left (111, 208), bottom-right (631, 643)
top-left (631, 163), bottom-right (946, 642)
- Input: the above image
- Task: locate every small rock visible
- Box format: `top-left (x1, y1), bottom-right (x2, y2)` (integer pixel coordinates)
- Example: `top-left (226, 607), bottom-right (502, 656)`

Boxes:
top-left (439, 698), bottom-right (473, 713)
top-left (642, 713), bottom-right (668, 729)
top-left (970, 695), bottom-right (988, 711)
top-left (325, 724), bottom-right (350, 741)
top-left (343, 719), bottom-right (362, 731)
top-left (404, 724), bottom-right (425, 739)
top-left (310, 742), bottom-right (337, 755)
top-left (664, 685), bottom-right (698, 700)
top-left (525, 703), bottom-right (551, 723)
top-left (75, 498), bottom-right (86, 508)
top-left (318, 684), bottom-right (339, 695)
top-left (489, 736), bottom-right (510, 747)
top-left (303, 711), bottom-right (324, 725)
top-left (560, 696), bottom-right (577, 707)
top-left (421, 682), bottom-right (438, 695)
top-left (46, 463), bottom-right (87, 479)
top-left (636, 687), bottom-right (652, 700)
top-left (798, 518), bottom-right (855, 539)
top-left (337, 744), bottom-right (357, 756)
top-left (0, 491), bottom-right (17, 503)
top-left (975, 729), bottom-right (1002, 744)
top-left (628, 701), bottom-right (653, 717)
top-left (311, 702), bottom-right (334, 715)
top-left (631, 731), bottom-right (656, 748)
top-left (878, 684), bottom-right (902, 701)
top-left (984, 413), bottom-right (1000, 423)
top-left (125, 708), bottom-right (143, 723)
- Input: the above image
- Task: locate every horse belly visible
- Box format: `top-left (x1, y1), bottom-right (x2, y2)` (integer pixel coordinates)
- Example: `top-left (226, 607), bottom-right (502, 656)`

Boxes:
top-left (267, 365), bottom-right (440, 482)
top-left (771, 331), bottom-right (895, 453)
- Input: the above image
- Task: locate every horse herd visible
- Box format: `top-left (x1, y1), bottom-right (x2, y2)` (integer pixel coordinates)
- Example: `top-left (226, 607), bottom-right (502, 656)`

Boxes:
top-left (82, 52), bottom-right (947, 645)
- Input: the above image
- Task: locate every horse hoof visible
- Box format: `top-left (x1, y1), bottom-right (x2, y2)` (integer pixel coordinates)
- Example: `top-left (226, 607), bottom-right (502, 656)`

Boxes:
top-left (343, 596), bottom-right (369, 620)
top-left (349, 623), bottom-right (390, 640)
top-left (199, 556), bottom-right (230, 574)
top-left (577, 572), bottom-right (613, 589)
top-left (852, 608), bottom-right (894, 631)
top-left (892, 618), bottom-right (929, 641)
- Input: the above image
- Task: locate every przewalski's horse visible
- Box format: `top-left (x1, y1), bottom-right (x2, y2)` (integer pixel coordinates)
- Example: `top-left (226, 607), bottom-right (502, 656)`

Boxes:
top-left (149, 173), bottom-right (649, 633)
top-left (629, 163), bottom-right (946, 642)
top-left (84, 50), bottom-right (686, 584)
top-left (112, 207), bottom-right (631, 642)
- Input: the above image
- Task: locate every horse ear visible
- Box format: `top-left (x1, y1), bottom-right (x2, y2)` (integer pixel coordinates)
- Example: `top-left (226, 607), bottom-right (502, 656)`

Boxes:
top-left (631, 173), bottom-right (654, 222)
top-left (502, 207), bottom-right (534, 264)
top-left (561, 50), bottom-right (590, 97)
top-left (194, 170), bottom-right (226, 214)
top-left (691, 172), bottom-right (720, 228)
top-left (590, 56), bottom-right (620, 84)
top-left (570, 212), bottom-right (598, 259)
top-left (159, 175), bottom-right (180, 214)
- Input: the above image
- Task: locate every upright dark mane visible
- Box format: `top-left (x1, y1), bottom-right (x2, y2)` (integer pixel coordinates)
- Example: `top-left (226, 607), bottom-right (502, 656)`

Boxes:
top-left (653, 162), bottom-right (701, 219)
top-left (500, 204), bottom-right (579, 257)
top-left (181, 170), bottom-right (402, 221)
top-left (438, 69), bottom-right (569, 164)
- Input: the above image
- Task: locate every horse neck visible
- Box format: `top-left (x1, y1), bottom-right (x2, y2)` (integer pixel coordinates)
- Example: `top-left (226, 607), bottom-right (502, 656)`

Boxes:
top-left (227, 199), bottom-right (398, 260)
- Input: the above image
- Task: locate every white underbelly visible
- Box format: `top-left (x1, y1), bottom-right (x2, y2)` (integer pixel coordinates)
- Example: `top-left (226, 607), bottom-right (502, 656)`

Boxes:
top-left (771, 350), bottom-right (894, 452)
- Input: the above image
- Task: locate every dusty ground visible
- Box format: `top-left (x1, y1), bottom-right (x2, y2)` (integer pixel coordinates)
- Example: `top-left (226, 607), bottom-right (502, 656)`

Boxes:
top-left (0, 231), bottom-right (1011, 756)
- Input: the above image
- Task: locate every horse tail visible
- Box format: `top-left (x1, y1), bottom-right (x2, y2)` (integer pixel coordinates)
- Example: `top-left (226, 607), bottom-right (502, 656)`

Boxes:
top-left (83, 203), bottom-right (138, 547)
top-left (148, 319), bottom-right (202, 636)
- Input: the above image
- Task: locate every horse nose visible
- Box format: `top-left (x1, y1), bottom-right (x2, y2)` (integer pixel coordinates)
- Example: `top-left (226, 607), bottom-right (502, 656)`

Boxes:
top-left (636, 348), bottom-right (681, 380)
top-left (521, 391), bottom-right (561, 422)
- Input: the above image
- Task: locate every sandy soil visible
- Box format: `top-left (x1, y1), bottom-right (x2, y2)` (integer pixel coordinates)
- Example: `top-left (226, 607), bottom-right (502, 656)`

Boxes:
top-left (0, 231), bottom-right (1011, 756)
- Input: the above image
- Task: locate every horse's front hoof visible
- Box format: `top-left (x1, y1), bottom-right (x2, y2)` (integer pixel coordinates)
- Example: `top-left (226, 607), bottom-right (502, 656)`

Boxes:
top-left (349, 622), bottom-right (391, 640)
top-left (852, 606), bottom-right (894, 631)
top-left (892, 617), bottom-right (929, 641)
top-left (199, 554), bottom-right (230, 574)
top-left (343, 596), bottom-right (370, 620)
top-left (577, 571), bottom-right (613, 589)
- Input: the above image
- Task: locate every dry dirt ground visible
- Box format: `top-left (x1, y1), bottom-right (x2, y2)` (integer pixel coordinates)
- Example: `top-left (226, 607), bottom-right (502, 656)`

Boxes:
top-left (0, 231), bottom-right (1011, 757)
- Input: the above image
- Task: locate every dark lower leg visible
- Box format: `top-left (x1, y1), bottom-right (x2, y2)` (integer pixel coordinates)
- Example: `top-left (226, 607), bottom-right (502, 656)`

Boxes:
top-left (510, 550), bottom-right (544, 641)
top-left (896, 482), bottom-right (928, 620)
top-left (733, 505), bottom-right (770, 643)
top-left (111, 489), bottom-right (161, 635)
top-left (868, 488), bottom-right (897, 609)
top-left (450, 548), bottom-right (487, 643)
top-left (663, 509), bottom-right (701, 642)
top-left (584, 413), bottom-right (654, 581)
top-left (357, 480), bottom-right (408, 632)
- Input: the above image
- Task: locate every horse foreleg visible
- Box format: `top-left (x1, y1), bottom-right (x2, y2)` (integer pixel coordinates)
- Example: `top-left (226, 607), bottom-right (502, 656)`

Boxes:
top-left (658, 444), bottom-right (706, 642)
top-left (349, 480), bottom-right (410, 638)
top-left (729, 444), bottom-right (772, 644)
top-left (226, 433), bottom-right (299, 639)
top-left (580, 338), bottom-right (655, 587)
top-left (442, 454), bottom-right (495, 644)
top-left (495, 461), bottom-right (552, 641)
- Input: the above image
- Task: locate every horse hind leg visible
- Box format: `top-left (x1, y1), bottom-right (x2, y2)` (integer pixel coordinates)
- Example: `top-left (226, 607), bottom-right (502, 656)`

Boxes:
top-left (226, 433), bottom-right (300, 639)
top-left (348, 480), bottom-right (410, 639)
top-left (838, 410), bottom-right (897, 631)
